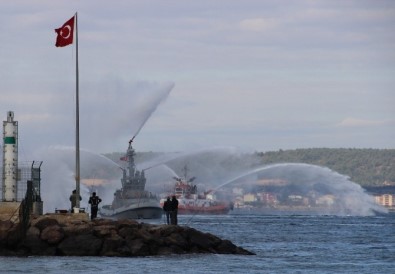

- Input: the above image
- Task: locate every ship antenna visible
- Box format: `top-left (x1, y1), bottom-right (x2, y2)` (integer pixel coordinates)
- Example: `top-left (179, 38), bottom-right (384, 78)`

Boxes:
top-left (183, 165), bottom-right (189, 181)
top-left (128, 136), bottom-right (135, 148)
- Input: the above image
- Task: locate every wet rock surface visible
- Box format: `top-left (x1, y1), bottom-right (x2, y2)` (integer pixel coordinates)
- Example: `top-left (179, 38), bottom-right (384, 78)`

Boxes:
top-left (0, 215), bottom-right (254, 257)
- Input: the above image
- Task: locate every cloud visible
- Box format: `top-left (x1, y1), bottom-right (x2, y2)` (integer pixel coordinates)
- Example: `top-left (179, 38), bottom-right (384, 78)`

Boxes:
top-left (337, 117), bottom-right (388, 127)
top-left (1, 1), bottom-right (394, 153)
top-left (239, 18), bottom-right (277, 32)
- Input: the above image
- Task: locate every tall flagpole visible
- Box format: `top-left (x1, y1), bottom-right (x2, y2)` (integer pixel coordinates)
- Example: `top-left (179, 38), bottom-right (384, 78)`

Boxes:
top-left (75, 12), bottom-right (81, 209)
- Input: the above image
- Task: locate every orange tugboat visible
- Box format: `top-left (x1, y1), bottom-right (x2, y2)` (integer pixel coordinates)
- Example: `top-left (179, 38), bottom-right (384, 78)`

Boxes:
top-left (160, 165), bottom-right (232, 215)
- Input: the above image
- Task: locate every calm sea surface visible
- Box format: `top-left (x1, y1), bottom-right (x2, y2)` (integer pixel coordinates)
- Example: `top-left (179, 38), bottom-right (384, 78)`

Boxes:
top-left (1, 213), bottom-right (394, 274)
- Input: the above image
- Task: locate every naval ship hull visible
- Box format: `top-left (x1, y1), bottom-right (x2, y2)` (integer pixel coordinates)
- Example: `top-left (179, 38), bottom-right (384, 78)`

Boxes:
top-left (100, 139), bottom-right (163, 220)
top-left (100, 201), bottom-right (163, 219)
top-left (100, 206), bottom-right (163, 219)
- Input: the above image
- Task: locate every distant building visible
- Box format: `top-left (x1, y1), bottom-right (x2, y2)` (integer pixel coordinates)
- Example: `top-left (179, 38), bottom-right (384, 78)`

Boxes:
top-left (257, 192), bottom-right (278, 205)
top-left (243, 193), bottom-right (257, 203)
top-left (81, 178), bottom-right (111, 187)
top-left (234, 196), bottom-right (244, 208)
top-left (255, 179), bottom-right (288, 186)
top-left (375, 194), bottom-right (394, 207)
top-left (316, 195), bottom-right (335, 206)
top-left (232, 187), bottom-right (244, 196)
top-left (287, 195), bottom-right (306, 206)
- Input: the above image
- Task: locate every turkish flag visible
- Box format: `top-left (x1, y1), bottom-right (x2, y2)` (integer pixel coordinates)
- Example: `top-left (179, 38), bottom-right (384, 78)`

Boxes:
top-left (120, 156), bottom-right (128, 161)
top-left (55, 16), bottom-right (75, 47)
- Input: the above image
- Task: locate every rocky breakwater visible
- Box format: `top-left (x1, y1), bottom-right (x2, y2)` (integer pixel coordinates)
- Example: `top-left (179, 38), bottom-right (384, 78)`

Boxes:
top-left (0, 214), bottom-right (254, 256)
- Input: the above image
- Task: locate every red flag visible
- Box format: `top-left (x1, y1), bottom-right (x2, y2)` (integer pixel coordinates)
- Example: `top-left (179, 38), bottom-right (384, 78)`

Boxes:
top-left (120, 156), bottom-right (128, 161)
top-left (55, 16), bottom-right (75, 47)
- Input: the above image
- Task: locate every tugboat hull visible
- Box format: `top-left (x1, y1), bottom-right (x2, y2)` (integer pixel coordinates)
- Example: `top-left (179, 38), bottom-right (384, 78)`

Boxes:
top-left (161, 198), bottom-right (231, 215)
top-left (161, 165), bottom-right (232, 215)
top-left (178, 206), bottom-right (230, 215)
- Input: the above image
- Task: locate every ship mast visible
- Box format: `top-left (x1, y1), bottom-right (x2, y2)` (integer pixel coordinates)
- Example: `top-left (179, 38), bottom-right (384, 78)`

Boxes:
top-left (181, 164), bottom-right (195, 183)
top-left (182, 165), bottom-right (189, 182)
top-left (120, 137), bottom-right (146, 192)
top-left (126, 138), bottom-right (136, 180)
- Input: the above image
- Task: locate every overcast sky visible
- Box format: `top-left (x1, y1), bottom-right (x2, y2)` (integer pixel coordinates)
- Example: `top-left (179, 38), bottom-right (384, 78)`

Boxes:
top-left (1, 0), bottom-right (394, 157)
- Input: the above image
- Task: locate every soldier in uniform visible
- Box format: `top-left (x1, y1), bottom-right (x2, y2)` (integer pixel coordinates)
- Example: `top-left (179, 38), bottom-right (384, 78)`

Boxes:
top-left (69, 189), bottom-right (81, 212)
top-left (163, 197), bottom-right (172, 224)
top-left (170, 195), bottom-right (179, 225)
top-left (88, 192), bottom-right (102, 220)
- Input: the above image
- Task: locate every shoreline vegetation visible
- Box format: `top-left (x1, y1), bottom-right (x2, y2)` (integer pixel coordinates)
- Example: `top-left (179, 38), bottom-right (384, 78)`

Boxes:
top-left (104, 148), bottom-right (395, 187)
top-left (255, 148), bottom-right (395, 187)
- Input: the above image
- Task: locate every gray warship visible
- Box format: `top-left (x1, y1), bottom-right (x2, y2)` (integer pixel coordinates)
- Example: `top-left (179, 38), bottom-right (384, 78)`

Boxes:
top-left (100, 139), bottom-right (163, 219)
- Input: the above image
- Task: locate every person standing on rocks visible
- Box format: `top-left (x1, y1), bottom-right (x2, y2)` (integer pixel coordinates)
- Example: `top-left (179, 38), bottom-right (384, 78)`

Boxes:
top-left (163, 197), bottom-right (172, 224)
top-left (69, 189), bottom-right (81, 212)
top-left (170, 195), bottom-right (179, 225)
top-left (88, 192), bottom-right (102, 220)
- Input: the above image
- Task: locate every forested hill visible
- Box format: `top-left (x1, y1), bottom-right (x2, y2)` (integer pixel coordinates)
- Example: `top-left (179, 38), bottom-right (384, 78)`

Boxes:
top-left (255, 148), bottom-right (395, 187)
top-left (104, 148), bottom-right (395, 187)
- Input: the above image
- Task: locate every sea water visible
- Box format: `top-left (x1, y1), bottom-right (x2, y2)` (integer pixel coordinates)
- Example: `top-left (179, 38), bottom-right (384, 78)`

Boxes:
top-left (0, 213), bottom-right (394, 274)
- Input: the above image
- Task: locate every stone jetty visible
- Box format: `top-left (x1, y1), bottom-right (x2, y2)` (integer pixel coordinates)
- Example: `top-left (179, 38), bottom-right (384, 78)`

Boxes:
top-left (0, 213), bottom-right (254, 257)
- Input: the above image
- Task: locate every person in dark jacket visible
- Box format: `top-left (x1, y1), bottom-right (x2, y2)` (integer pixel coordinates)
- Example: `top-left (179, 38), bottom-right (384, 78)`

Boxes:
top-left (163, 197), bottom-right (172, 224)
top-left (69, 189), bottom-right (81, 212)
top-left (170, 195), bottom-right (179, 225)
top-left (88, 192), bottom-right (102, 220)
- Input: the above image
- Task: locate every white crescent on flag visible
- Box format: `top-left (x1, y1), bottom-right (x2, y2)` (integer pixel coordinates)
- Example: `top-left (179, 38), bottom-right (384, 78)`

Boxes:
top-left (60, 25), bottom-right (72, 39)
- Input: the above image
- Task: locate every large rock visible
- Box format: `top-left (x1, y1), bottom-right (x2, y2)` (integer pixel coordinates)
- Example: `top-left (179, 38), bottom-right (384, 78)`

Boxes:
top-left (41, 225), bottom-right (65, 244)
top-left (0, 220), bottom-right (14, 243)
top-left (0, 214), bottom-right (255, 257)
top-left (33, 217), bottom-right (59, 231)
top-left (58, 234), bottom-right (103, 256)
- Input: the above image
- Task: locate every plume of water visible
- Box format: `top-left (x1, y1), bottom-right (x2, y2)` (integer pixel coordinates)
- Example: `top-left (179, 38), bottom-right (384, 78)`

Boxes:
top-left (131, 82), bottom-right (175, 138)
top-left (139, 146), bottom-right (258, 186)
top-left (80, 80), bottom-right (175, 151)
top-left (27, 80), bottom-right (175, 212)
top-left (215, 163), bottom-right (388, 216)
top-left (30, 142), bottom-right (389, 217)
top-left (32, 146), bottom-right (121, 213)
top-left (130, 148), bottom-right (388, 217)
top-left (143, 164), bottom-right (180, 195)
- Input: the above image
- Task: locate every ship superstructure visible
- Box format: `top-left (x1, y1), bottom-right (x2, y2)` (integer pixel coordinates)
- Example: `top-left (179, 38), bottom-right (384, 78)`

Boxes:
top-left (100, 139), bottom-right (162, 219)
top-left (161, 165), bottom-right (232, 215)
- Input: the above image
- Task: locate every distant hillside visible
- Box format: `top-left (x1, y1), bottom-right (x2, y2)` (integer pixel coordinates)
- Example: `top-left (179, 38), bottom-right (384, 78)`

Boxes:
top-left (255, 148), bottom-right (395, 186)
top-left (102, 148), bottom-right (395, 187)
